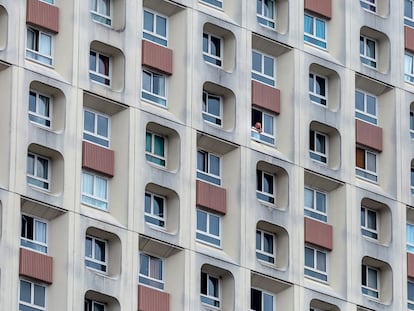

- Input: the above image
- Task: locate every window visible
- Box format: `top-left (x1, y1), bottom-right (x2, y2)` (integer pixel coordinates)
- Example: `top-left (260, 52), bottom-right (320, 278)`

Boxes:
top-left (409, 280), bottom-right (414, 310)
top-left (355, 90), bottom-right (377, 125)
top-left (361, 264), bottom-right (379, 299)
top-left (411, 111), bottom-right (414, 139)
top-left (309, 73), bottom-right (327, 106)
top-left (304, 14), bottom-right (327, 49)
top-left (196, 209), bottom-right (221, 247)
top-left (405, 0), bottom-right (414, 27)
top-left (411, 168), bottom-right (414, 195)
top-left (304, 245), bottom-right (327, 282)
top-left (141, 69), bottom-right (167, 107)
top-left (146, 132), bottom-right (166, 167)
top-left (361, 207), bottom-right (378, 240)
top-left (200, 0), bottom-right (223, 9)
top-left (309, 130), bottom-right (327, 164)
top-left (407, 223), bottom-right (414, 253)
top-left (27, 153), bottom-right (50, 190)
top-left (252, 50), bottom-right (275, 87)
top-left (251, 108), bottom-right (275, 145)
top-left (200, 272), bottom-right (220, 308)
top-left (256, 229), bottom-right (275, 264)
top-left (251, 288), bottom-right (274, 311)
top-left (21, 215), bottom-right (48, 253)
top-left (203, 33), bottom-right (222, 67)
top-left (256, 0), bottom-right (275, 29)
top-left (90, 0), bottom-right (111, 26)
top-left (144, 192), bottom-right (166, 228)
top-left (356, 147), bottom-right (378, 182)
top-left (85, 235), bottom-right (107, 273)
top-left (19, 279), bottom-right (46, 311)
top-left (81, 171), bottom-right (108, 209)
top-left (29, 91), bottom-right (51, 128)
top-left (26, 27), bottom-right (53, 66)
top-left (304, 187), bottom-right (327, 222)
top-left (143, 9), bottom-right (167, 46)
top-left (40, 0), bottom-right (54, 3)
top-left (406, 53), bottom-right (414, 84)
top-left (256, 170), bottom-right (275, 204)
top-left (83, 110), bottom-right (110, 147)
top-left (89, 50), bottom-right (111, 86)
top-left (202, 91), bottom-right (222, 126)
top-left (360, 0), bottom-right (376, 12)
top-left (139, 253), bottom-right (164, 290)
top-left (360, 36), bottom-right (377, 68)
top-left (197, 150), bottom-right (221, 185)
top-left (85, 299), bottom-right (105, 311)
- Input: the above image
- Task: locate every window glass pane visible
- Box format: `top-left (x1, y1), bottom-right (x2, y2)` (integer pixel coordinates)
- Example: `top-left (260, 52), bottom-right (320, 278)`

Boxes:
top-left (315, 134), bottom-right (325, 153)
top-left (263, 56), bottom-right (274, 77)
top-left (315, 76), bottom-right (325, 96)
top-left (84, 111), bottom-right (95, 133)
top-left (316, 251), bottom-right (326, 272)
top-left (34, 220), bottom-right (46, 244)
top-left (94, 303), bottom-right (105, 311)
top-left (38, 95), bottom-right (50, 116)
top-left (252, 109), bottom-right (262, 126)
top-left (360, 36), bottom-right (364, 54)
top-left (98, 55), bottom-right (109, 76)
top-left (263, 114), bottom-right (273, 135)
top-left (154, 136), bottom-right (164, 156)
top-left (263, 292), bottom-right (273, 311)
top-left (264, 0), bottom-right (274, 18)
top-left (315, 192), bottom-right (326, 213)
top-left (203, 33), bottom-right (208, 53)
top-left (100, 0), bottom-right (110, 15)
top-left (85, 237), bottom-right (92, 257)
top-left (145, 193), bottom-right (151, 213)
top-left (305, 247), bottom-right (314, 267)
top-left (304, 188), bottom-right (314, 208)
top-left (197, 210), bottom-right (207, 231)
top-left (208, 96), bottom-right (220, 116)
top-left (366, 153), bottom-right (376, 172)
top-left (256, 230), bottom-right (261, 250)
top-left (252, 51), bottom-right (261, 72)
top-left (315, 19), bottom-right (325, 39)
top-left (408, 224), bottom-right (414, 245)
top-left (406, 0), bottom-right (413, 18)
top-left (153, 74), bottom-right (165, 96)
top-left (95, 239), bottom-right (106, 261)
top-left (142, 71), bottom-right (151, 92)
top-left (156, 16), bottom-right (166, 37)
top-left (82, 173), bottom-right (94, 194)
top-left (33, 284), bottom-right (45, 307)
top-left (39, 33), bottom-right (51, 56)
top-left (210, 154), bottom-right (220, 176)
top-left (20, 280), bottom-right (31, 303)
top-left (209, 214), bottom-right (220, 236)
top-left (408, 281), bottom-right (414, 300)
top-left (27, 154), bottom-right (35, 175)
top-left (140, 254), bottom-right (149, 276)
top-left (27, 29), bottom-right (36, 50)
top-left (210, 36), bottom-right (220, 57)
top-left (145, 133), bottom-right (152, 152)
top-left (150, 257), bottom-right (162, 280)
top-left (251, 288), bottom-right (261, 311)
top-left (366, 39), bottom-right (375, 58)
top-left (197, 151), bottom-right (206, 172)
top-left (309, 74), bottom-right (314, 93)
top-left (366, 95), bottom-right (376, 115)
top-left (95, 176), bottom-right (107, 199)
top-left (29, 92), bottom-right (37, 113)
top-left (97, 115), bottom-right (108, 138)
top-left (153, 196), bottom-right (164, 217)
top-left (367, 210), bottom-right (377, 229)
top-left (263, 232), bottom-right (273, 253)
top-left (355, 91), bottom-right (364, 111)
top-left (367, 268), bottom-right (377, 288)
top-left (208, 276), bottom-right (219, 297)
top-left (90, 51), bottom-right (97, 71)
top-left (144, 11), bottom-right (153, 32)
top-left (37, 157), bottom-right (48, 179)
top-left (263, 173), bottom-right (273, 194)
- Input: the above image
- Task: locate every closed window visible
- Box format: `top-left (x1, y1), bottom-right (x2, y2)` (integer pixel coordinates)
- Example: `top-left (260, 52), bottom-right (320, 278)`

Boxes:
top-left (407, 223), bottom-right (414, 253)
top-left (304, 14), bottom-right (327, 49)
top-left (356, 147), bottom-right (378, 182)
top-left (146, 132), bottom-right (166, 167)
top-left (251, 108), bottom-right (275, 145)
top-left (200, 0), bottom-right (223, 9)
top-left (81, 171), bottom-right (108, 209)
top-left (405, 0), bottom-right (414, 27)
top-left (83, 109), bottom-right (110, 147)
top-left (406, 53), bottom-right (414, 84)
top-left (411, 111), bottom-right (414, 139)
top-left (355, 90), bottom-right (377, 125)
top-left (360, 36), bottom-right (377, 68)
top-left (196, 209), bottom-right (221, 247)
top-left (408, 280), bottom-right (414, 310)
top-left (21, 215), bottom-right (48, 253)
top-left (304, 245), bottom-right (327, 282)
top-left (200, 272), bottom-right (220, 308)
top-left (143, 9), bottom-right (167, 46)
top-left (29, 91), bottom-right (52, 128)
top-left (85, 299), bottom-right (105, 311)
top-left (304, 187), bottom-right (327, 222)
top-left (19, 279), bottom-right (46, 311)
top-left (90, 0), bottom-right (111, 26)
top-left (203, 33), bottom-right (222, 67)
top-left (360, 0), bottom-right (376, 12)
top-left (251, 288), bottom-right (274, 311)
top-left (411, 168), bottom-right (414, 195)
top-left (139, 253), bottom-right (164, 290)
top-left (202, 91), bottom-right (222, 126)
top-left (144, 192), bottom-right (166, 228)
top-left (85, 235), bottom-right (107, 273)
top-left (197, 150), bottom-right (221, 185)
top-left (26, 27), bottom-right (53, 66)
top-left (142, 69), bottom-right (167, 107)
top-left (361, 264), bottom-right (379, 299)
top-left (256, 170), bottom-right (275, 204)
top-left (256, 229), bottom-right (275, 264)
top-left (252, 50), bottom-right (275, 87)
top-left (256, 0), bottom-right (275, 29)
top-left (309, 73), bottom-right (327, 106)
top-left (361, 207), bottom-right (378, 240)
top-left (27, 153), bottom-right (50, 190)
top-left (309, 130), bottom-right (327, 164)
top-left (89, 50), bottom-right (111, 86)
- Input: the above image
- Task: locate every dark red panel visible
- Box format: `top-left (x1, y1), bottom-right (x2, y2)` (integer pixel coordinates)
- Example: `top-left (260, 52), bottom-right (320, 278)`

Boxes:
top-left (252, 80), bottom-right (280, 115)
top-left (196, 180), bottom-right (226, 215)
top-left (355, 119), bottom-right (383, 152)
top-left (304, 0), bottom-right (332, 19)
top-left (138, 285), bottom-right (169, 311)
top-left (405, 26), bottom-right (414, 54)
top-left (304, 217), bottom-right (333, 251)
top-left (26, 0), bottom-right (59, 34)
top-left (19, 248), bottom-right (53, 284)
top-left (82, 141), bottom-right (115, 177)
top-left (142, 40), bottom-right (173, 75)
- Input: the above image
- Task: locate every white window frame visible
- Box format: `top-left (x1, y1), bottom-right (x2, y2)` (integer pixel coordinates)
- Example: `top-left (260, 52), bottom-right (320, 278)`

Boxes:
top-left (200, 272), bottom-right (221, 308)
top-left (360, 0), bottom-right (377, 13)
top-left (26, 27), bottom-right (53, 66)
top-left (304, 187), bottom-right (327, 222)
top-left (197, 150), bottom-right (221, 186)
top-left (200, 0), bottom-right (223, 9)
top-left (256, 0), bottom-right (275, 29)
top-left (361, 264), bottom-right (379, 299)
top-left (83, 109), bottom-right (110, 148)
top-left (406, 52), bottom-right (414, 84)
top-left (407, 223), bottom-right (414, 253)
top-left (27, 153), bottom-right (50, 191)
top-left (356, 148), bottom-right (378, 183)
top-left (309, 72), bottom-right (327, 107)
top-left (90, 0), bottom-right (112, 26)
top-left (85, 235), bottom-right (108, 273)
top-left (143, 9), bottom-right (168, 46)
top-left (89, 50), bottom-right (111, 86)
top-left (39, 0), bottom-right (54, 4)
top-left (28, 90), bottom-right (52, 128)
top-left (304, 14), bottom-right (327, 49)
top-left (20, 214), bottom-right (48, 254)
top-left (360, 35), bottom-right (377, 69)
top-left (355, 89), bottom-right (377, 125)
top-left (361, 206), bottom-right (378, 240)
top-left (202, 91), bottom-right (223, 127)
top-left (139, 253), bottom-right (165, 290)
top-left (145, 131), bottom-right (167, 167)
top-left (19, 279), bottom-right (47, 311)
top-left (251, 107), bottom-right (276, 145)
top-left (144, 192), bottom-right (166, 229)
top-left (256, 170), bottom-right (275, 204)
top-left (141, 68), bottom-right (167, 107)
top-left (81, 171), bottom-right (109, 210)
top-left (405, 0), bottom-right (414, 27)
top-left (256, 229), bottom-right (275, 264)
top-left (85, 299), bottom-right (106, 311)
top-left (251, 287), bottom-right (275, 311)
top-left (408, 279), bottom-right (414, 310)
top-left (304, 245), bottom-right (328, 282)
top-left (196, 209), bottom-right (221, 248)
top-left (309, 130), bottom-right (328, 164)
top-left (203, 32), bottom-right (223, 67)
top-left (252, 50), bottom-right (276, 87)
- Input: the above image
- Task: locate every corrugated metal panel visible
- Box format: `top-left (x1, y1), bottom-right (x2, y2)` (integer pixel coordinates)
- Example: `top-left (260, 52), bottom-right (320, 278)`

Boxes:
top-left (304, 217), bottom-right (333, 251)
top-left (26, 0), bottom-right (59, 34)
top-left (142, 40), bottom-right (173, 75)
top-left (82, 141), bottom-right (115, 177)
top-left (19, 248), bottom-right (53, 284)
top-left (405, 26), bottom-right (414, 54)
top-left (304, 0), bottom-right (332, 19)
top-left (252, 80), bottom-right (280, 115)
top-left (138, 285), bottom-right (170, 311)
top-left (355, 119), bottom-right (383, 152)
top-left (196, 180), bottom-right (226, 215)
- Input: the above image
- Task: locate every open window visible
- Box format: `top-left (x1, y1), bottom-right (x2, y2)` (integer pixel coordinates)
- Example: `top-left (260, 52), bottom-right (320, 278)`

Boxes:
top-left (309, 121), bottom-right (340, 169)
top-left (308, 63), bottom-right (340, 111)
top-left (361, 256), bottom-right (392, 304)
top-left (359, 27), bottom-right (390, 73)
top-left (200, 264), bottom-right (234, 310)
top-left (256, 161), bottom-right (288, 209)
top-left (84, 290), bottom-right (120, 311)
